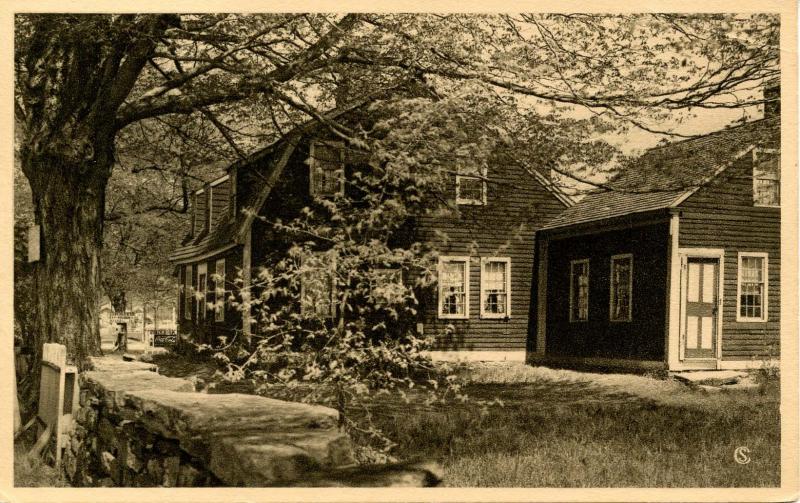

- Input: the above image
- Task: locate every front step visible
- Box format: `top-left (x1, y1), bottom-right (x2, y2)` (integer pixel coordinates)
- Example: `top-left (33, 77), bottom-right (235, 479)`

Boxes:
top-left (672, 370), bottom-right (748, 387)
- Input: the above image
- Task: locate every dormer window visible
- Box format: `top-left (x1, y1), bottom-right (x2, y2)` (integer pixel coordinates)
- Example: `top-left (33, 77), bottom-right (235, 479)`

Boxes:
top-left (193, 189), bottom-right (207, 236)
top-left (753, 148), bottom-right (780, 207)
top-left (209, 175), bottom-right (231, 226)
top-left (456, 166), bottom-right (487, 205)
top-left (310, 141), bottom-right (345, 197)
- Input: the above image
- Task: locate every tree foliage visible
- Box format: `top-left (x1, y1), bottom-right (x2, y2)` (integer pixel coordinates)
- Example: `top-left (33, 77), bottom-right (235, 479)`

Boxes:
top-left (13, 13), bottom-right (778, 397)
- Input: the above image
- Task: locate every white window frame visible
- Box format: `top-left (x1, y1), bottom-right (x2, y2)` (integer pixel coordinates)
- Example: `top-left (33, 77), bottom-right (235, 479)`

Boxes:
top-left (309, 141), bottom-right (345, 197)
top-left (736, 252), bottom-right (769, 322)
top-left (214, 258), bottom-right (226, 322)
top-left (455, 167), bottom-right (487, 206)
top-left (196, 263), bottom-right (208, 321)
top-left (437, 256), bottom-right (470, 320)
top-left (609, 253), bottom-right (633, 322)
top-left (480, 257), bottom-right (511, 319)
top-left (184, 264), bottom-right (193, 320)
top-left (752, 148), bottom-right (780, 208)
top-left (569, 258), bottom-right (590, 323)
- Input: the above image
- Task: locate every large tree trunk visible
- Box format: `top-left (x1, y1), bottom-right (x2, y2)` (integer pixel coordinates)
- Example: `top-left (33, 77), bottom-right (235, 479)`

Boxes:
top-left (31, 156), bottom-right (107, 363)
top-left (20, 149), bottom-right (112, 406)
top-left (16, 15), bottom-right (173, 409)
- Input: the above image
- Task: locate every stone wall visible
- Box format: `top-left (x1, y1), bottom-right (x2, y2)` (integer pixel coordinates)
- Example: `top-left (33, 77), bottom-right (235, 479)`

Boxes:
top-left (63, 357), bottom-right (441, 487)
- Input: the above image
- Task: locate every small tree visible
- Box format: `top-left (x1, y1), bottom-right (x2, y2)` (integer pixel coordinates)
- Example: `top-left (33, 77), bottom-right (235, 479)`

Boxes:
top-left (208, 94), bottom-right (539, 455)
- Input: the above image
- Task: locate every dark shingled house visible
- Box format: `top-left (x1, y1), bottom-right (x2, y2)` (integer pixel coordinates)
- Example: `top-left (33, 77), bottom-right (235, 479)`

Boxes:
top-left (168, 91), bottom-right (571, 362)
top-left (532, 114), bottom-right (780, 371)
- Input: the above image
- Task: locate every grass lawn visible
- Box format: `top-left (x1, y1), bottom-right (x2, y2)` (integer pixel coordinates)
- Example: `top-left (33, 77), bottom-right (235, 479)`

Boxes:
top-left (154, 355), bottom-right (780, 487)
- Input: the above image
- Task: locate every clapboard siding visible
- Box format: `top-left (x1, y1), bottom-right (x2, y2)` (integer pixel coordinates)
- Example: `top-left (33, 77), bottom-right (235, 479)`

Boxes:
top-left (177, 130), bottom-right (570, 355)
top-left (415, 162), bottom-right (567, 352)
top-left (678, 155), bottom-right (781, 360)
top-left (544, 222), bottom-right (670, 361)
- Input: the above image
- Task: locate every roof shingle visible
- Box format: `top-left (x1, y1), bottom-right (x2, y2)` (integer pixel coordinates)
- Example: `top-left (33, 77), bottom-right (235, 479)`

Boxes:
top-left (541, 117), bottom-right (779, 231)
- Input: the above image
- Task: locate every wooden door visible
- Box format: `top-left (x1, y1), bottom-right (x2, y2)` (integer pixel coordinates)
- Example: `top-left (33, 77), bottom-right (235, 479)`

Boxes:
top-left (683, 257), bottom-right (719, 359)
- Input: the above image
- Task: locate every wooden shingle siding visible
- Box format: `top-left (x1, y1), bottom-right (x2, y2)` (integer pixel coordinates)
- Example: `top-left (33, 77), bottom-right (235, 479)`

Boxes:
top-left (544, 222), bottom-right (670, 361)
top-left (415, 163), bottom-right (567, 352)
top-left (678, 156), bottom-right (780, 360)
top-left (174, 126), bottom-right (571, 355)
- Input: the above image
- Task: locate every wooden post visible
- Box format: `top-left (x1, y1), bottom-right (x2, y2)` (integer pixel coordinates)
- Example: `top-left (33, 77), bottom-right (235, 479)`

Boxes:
top-left (535, 237), bottom-right (549, 356)
top-left (242, 227), bottom-right (252, 346)
top-left (37, 343), bottom-right (68, 466)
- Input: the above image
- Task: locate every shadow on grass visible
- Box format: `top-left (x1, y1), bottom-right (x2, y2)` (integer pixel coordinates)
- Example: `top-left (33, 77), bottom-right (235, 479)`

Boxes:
top-left (153, 352), bottom-right (780, 488)
top-left (371, 382), bottom-right (780, 487)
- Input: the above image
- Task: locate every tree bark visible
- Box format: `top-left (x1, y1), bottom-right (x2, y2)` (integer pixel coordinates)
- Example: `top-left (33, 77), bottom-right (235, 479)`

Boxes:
top-left (23, 151), bottom-right (110, 373)
top-left (16, 14), bottom-right (175, 406)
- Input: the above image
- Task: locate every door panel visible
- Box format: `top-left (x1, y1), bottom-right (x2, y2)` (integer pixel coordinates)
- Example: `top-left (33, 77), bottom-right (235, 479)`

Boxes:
top-left (683, 257), bottom-right (719, 359)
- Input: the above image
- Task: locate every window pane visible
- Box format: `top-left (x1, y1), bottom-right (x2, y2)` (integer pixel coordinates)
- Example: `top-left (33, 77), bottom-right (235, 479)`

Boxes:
top-left (754, 151), bottom-right (780, 205)
top-left (701, 263), bottom-right (715, 303)
top-left (739, 256), bottom-right (765, 319)
top-left (754, 152), bottom-right (780, 179)
top-left (611, 257), bottom-right (632, 321)
top-left (483, 261), bottom-right (507, 314)
top-left (198, 273), bottom-right (207, 320)
top-left (458, 176), bottom-right (484, 203)
top-left (441, 261), bottom-right (466, 315)
top-left (755, 179), bottom-right (780, 206)
top-left (312, 143), bottom-right (343, 196)
top-left (570, 261), bottom-right (589, 321)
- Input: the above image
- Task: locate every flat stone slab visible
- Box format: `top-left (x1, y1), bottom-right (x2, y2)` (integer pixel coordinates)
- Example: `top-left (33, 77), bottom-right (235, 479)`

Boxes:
top-left (673, 370), bottom-right (748, 387)
top-left (125, 390), bottom-right (339, 437)
top-left (123, 390), bottom-right (351, 485)
top-left (91, 356), bottom-right (158, 373)
top-left (83, 370), bottom-right (194, 410)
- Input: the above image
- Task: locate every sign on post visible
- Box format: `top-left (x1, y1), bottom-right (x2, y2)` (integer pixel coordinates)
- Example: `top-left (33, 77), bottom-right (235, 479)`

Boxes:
top-left (28, 224), bottom-right (40, 263)
top-left (152, 329), bottom-right (177, 348)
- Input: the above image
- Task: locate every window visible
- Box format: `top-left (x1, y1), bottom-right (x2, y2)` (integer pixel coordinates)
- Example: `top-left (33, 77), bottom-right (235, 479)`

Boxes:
top-left (438, 256), bottom-right (469, 319)
top-left (183, 264), bottom-right (193, 320)
top-left (214, 258), bottom-right (226, 322)
top-left (737, 252), bottom-right (768, 322)
top-left (753, 149), bottom-right (780, 207)
top-left (609, 254), bottom-right (632, 322)
top-left (209, 175), bottom-right (231, 226)
top-left (197, 263), bottom-right (207, 321)
top-left (480, 258), bottom-right (511, 318)
top-left (456, 167), bottom-right (487, 205)
top-left (569, 259), bottom-right (589, 322)
top-left (300, 252), bottom-right (336, 318)
top-left (193, 189), bottom-right (206, 235)
top-left (310, 141), bottom-right (344, 197)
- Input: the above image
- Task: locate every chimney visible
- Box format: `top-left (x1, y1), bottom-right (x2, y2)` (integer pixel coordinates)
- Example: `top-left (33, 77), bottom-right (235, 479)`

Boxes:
top-left (764, 78), bottom-right (780, 119)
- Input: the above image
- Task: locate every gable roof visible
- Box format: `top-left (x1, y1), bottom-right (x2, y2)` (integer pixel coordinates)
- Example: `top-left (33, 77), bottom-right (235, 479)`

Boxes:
top-left (540, 117), bottom-right (779, 231)
top-left (168, 87), bottom-right (579, 265)
top-left (168, 117), bottom-right (328, 264)
top-left (169, 85), bottom-right (421, 265)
